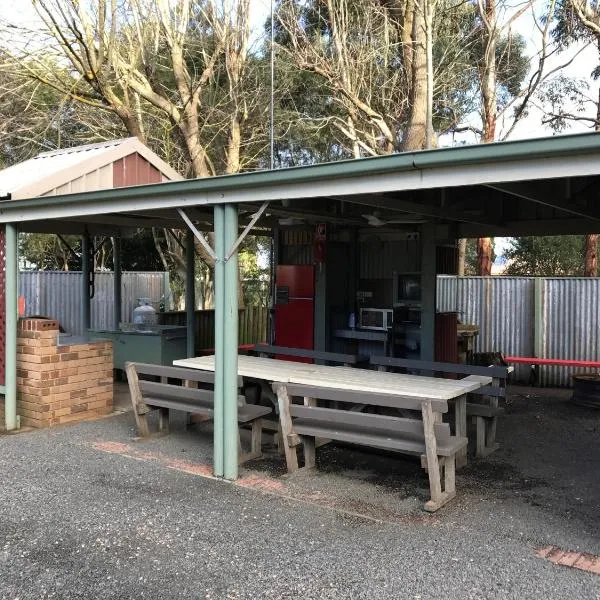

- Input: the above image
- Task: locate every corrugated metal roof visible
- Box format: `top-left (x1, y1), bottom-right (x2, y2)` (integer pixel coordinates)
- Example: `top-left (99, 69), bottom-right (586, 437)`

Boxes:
top-left (0, 137), bottom-right (182, 199)
top-left (1, 131), bottom-right (600, 224)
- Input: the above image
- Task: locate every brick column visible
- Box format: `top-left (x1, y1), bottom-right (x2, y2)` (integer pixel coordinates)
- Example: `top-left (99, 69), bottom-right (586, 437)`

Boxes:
top-left (17, 318), bottom-right (113, 428)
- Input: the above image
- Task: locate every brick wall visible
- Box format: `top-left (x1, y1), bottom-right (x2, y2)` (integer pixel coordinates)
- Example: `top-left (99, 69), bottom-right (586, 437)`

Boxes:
top-left (16, 318), bottom-right (113, 428)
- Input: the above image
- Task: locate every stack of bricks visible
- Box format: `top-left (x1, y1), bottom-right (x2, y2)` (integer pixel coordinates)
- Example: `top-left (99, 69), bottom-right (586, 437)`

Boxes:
top-left (17, 318), bottom-right (113, 428)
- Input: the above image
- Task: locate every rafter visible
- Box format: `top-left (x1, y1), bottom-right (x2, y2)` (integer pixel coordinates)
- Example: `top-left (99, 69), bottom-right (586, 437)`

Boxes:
top-left (484, 182), bottom-right (600, 222)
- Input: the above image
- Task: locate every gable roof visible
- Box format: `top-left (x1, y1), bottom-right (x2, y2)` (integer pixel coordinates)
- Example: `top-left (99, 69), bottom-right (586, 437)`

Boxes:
top-left (0, 137), bottom-right (183, 199)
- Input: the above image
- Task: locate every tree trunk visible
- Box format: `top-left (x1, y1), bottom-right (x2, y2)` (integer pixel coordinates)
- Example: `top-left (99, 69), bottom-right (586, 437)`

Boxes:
top-left (475, 0), bottom-right (497, 276)
top-left (457, 238), bottom-right (467, 276)
top-left (424, 0), bottom-right (434, 149)
top-left (584, 234), bottom-right (598, 276)
top-left (584, 86), bottom-right (600, 276)
top-left (401, 0), bottom-right (428, 151)
top-left (477, 237), bottom-right (493, 276)
top-left (479, 0), bottom-right (497, 145)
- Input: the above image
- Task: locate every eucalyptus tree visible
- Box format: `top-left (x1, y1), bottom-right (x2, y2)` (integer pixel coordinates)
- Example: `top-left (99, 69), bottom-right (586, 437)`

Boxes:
top-left (545, 0), bottom-right (600, 275)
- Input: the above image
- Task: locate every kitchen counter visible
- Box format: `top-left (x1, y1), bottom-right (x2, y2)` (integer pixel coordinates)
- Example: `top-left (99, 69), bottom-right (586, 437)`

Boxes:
top-left (334, 328), bottom-right (390, 341)
top-left (333, 328), bottom-right (390, 357)
top-left (88, 326), bottom-right (187, 370)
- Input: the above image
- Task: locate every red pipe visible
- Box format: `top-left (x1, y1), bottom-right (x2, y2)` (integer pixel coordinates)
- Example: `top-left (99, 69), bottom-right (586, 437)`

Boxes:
top-left (505, 356), bottom-right (600, 368)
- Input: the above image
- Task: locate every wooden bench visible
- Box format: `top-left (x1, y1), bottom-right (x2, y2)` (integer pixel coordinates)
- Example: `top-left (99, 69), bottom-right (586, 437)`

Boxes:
top-left (254, 344), bottom-right (368, 366)
top-left (273, 382), bottom-right (468, 512)
top-left (369, 356), bottom-right (510, 458)
top-left (125, 362), bottom-right (272, 464)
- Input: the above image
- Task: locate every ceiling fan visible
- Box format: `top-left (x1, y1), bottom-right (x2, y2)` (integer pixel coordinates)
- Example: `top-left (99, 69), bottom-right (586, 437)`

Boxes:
top-left (278, 217), bottom-right (305, 226)
top-left (361, 211), bottom-right (425, 227)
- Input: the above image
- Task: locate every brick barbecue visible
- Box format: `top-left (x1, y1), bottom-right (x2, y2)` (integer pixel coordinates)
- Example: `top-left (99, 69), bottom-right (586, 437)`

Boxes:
top-left (13, 318), bottom-right (113, 428)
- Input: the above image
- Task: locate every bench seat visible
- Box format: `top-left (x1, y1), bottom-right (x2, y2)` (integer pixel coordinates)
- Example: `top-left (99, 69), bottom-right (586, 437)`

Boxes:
top-left (293, 420), bottom-right (467, 457)
top-left (465, 402), bottom-right (504, 418)
top-left (370, 357), bottom-right (510, 459)
top-left (141, 395), bottom-right (271, 423)
top-left (254, 344), bottom-right (368, 366)
top-left (274, 382), bottom-right (466, 512)
top-left (126, 361), bottom-right (272, 465)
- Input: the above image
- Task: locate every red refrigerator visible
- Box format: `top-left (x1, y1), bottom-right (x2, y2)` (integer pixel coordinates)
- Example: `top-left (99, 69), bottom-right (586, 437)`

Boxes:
top-left (274, 265), bottom-right (315, 362)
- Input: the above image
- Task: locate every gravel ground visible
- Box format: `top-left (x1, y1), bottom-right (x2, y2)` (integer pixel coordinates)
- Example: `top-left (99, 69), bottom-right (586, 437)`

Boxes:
top-left (0, 385), bottom-right (599, 599)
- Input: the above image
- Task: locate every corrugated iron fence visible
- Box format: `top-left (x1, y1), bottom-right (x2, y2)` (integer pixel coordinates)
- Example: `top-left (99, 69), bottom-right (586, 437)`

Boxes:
top-left (438, 276), bottom-right (600, 386)
top-left (20, 271), bottom-right (169, 336)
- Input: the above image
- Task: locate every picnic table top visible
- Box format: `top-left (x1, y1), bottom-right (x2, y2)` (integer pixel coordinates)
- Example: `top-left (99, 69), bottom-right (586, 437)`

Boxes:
top-left (173, 355), bottom-right (490, 401)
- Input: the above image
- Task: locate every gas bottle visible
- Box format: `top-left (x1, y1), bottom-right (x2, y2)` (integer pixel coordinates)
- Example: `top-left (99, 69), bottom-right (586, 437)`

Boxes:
top-left (132, 298), bottom-right (158, 327)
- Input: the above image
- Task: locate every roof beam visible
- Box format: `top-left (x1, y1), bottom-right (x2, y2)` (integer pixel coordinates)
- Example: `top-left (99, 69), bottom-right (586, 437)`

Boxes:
top-left (340, 193), bottom-right (503, 229)
top-left (484, 182), bottom-right (600, 221)
top-left (72, 214), bottom-right (179, 228)
top-left (457, 217), bottom-right (600, 238)
top-left (18, 221), bottom-right (127, 235)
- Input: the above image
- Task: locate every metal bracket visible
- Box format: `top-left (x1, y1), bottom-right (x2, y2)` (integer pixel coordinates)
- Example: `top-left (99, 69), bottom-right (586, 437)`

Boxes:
top-left (225, 202), bottom-right (269, 261)
top-left (56, 234), bottom-right (79, 260)
top-left (178, 208), bottom-right (216, 262)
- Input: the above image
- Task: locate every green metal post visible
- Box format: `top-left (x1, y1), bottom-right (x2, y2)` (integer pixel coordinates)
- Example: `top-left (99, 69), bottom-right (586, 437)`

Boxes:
top-left (213, 205), bottom-right (225, 477)
top-left (185, 229), bottom-right (196, 358)
top-left (113, 237), bottom-right (122, 330)
top-left (5, 223), bottom-right (18, 431)
top-left (223, 204), bottom-right (239, 480)
top-left (420, 223), bottom-right (437, 362)
top-left (81, 234), bottom-right (91, 336)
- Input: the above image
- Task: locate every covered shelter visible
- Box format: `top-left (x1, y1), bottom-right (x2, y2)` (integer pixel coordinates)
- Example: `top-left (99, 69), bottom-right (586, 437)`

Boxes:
top-left (1, 132), bottom-right (600, 481)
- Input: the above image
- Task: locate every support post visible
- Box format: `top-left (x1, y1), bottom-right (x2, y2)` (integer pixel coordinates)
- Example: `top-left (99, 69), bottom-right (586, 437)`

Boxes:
top-left (223, 204), bottom-right (239, 480)
top-left (421, 223), bottom-right (437, 362)
top-left (533, 277), bottom-right (544, 385)
top-left (113, 237), bottom-right (122, 330)
top-left (534, 277), bottom-right (544, 359)
top-left (213, 205), bottom-right (225, 477)
top-left (185, 229), bottom-right (196, 358)
top-left (4, 223), bottom-right (17, 431)
top-left (81, 234), bottom-right (91, 335)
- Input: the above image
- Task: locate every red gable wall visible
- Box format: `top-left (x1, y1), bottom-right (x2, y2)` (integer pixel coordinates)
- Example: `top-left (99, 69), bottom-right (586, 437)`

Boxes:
top-left (113, 152), bottom-right (163, 187)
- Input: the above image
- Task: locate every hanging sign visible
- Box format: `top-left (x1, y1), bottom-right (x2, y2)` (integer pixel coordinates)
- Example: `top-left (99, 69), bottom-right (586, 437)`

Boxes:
top-left (315, 223), bottom-right (327, 241)
top-left (314, 223), bottom-right (327, 265)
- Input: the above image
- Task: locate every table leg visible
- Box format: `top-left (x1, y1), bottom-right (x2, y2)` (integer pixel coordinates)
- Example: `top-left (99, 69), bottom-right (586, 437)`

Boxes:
top-left (455, 394), bottom-right (467, 469)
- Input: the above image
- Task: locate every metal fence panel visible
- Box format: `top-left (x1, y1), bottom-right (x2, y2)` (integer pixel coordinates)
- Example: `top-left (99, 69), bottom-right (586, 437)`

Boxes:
top-left (19, 271), bottom-right (169, 336)
top-left (542, 278), bottom-right (600, 387)
top-left (437, 276), bottom-right (534, 381)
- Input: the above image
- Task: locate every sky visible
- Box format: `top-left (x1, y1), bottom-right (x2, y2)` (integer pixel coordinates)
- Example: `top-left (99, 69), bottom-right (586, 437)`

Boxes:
top-left (2, 0), bottom-right (596, 139)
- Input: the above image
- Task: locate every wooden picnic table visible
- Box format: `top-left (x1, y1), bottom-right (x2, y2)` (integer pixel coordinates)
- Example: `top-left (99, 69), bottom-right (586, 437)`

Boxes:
top-left (173, 355), bottom-right (491, 466)
top-left (174, 355), bottom-right (486, 399)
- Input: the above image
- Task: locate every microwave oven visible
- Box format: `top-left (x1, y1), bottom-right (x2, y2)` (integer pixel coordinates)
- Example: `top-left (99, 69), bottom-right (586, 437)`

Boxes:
top-left (359, 308), bottom-right (393, 331)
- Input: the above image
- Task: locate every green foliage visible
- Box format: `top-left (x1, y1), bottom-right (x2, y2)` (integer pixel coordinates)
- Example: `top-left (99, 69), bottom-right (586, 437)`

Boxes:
top-left (19, 234), bottom-right (80, 271)
top-left (20, 230), bottom-right (164, 272)
top-left (120, 230), bottom-right (165, 271)
top-left (495, 33), bottom-right (530, 106)
top-left (239, 235), bottom-right (271, 306)
top-left (504, 236), bottom-right (585, 276)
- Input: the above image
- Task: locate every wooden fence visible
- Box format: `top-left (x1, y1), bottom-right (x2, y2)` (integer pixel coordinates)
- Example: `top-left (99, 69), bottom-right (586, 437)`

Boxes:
top-left (160, 306), bottom-right (269, 351)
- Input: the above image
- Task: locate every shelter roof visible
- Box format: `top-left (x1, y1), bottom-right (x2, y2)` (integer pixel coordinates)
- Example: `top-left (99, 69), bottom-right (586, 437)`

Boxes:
top-left (1, 132), bottom-right (600, 238)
